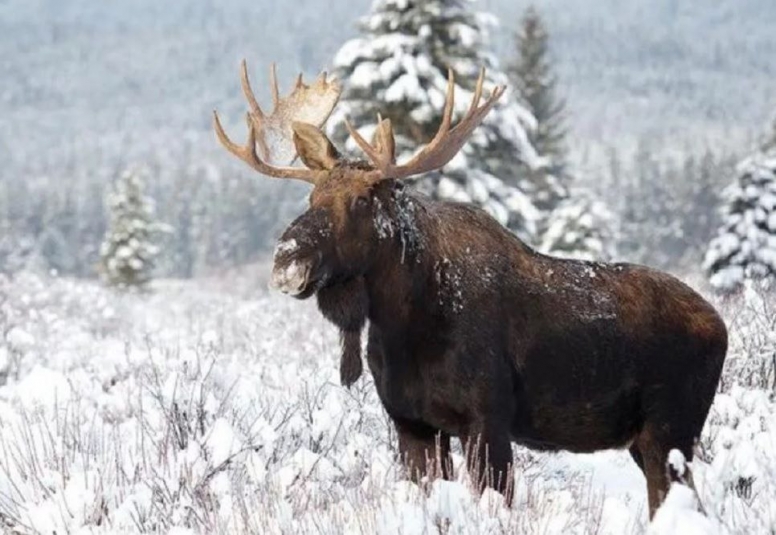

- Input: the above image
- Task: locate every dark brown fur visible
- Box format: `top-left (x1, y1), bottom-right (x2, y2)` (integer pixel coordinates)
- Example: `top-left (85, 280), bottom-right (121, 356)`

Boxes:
top-left (317, 277), bottom-right (367, 387)
top-left (273, 163), bottom-right (728, 518)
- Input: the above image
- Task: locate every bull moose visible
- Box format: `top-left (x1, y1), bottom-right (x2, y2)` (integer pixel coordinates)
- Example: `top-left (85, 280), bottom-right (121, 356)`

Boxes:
top-left (213, 61), bottom-right (727, 518)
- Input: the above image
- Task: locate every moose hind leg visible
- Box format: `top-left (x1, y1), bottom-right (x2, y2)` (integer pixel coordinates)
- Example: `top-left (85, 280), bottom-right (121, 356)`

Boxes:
top-left (633, 422), bottom-right (696, 518)
top-left (395, 418), bottom-right (453, 483)
top-left (629, 443), bottom-right (645, 474)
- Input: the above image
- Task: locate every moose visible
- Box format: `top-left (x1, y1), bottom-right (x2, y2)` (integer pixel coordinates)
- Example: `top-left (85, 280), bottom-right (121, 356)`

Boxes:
top-left (213, 61), bottom-right (727, 518)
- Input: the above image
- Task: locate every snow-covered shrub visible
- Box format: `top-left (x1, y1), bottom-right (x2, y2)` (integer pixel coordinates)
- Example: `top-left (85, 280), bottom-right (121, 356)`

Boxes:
top-left (2, 272), bottom-right (776, 533)
top-left (705, 150), bottom-right (776, 293)
top-left (0, 273), bottom-right (646, 534)
top-left (687, 286), bottom-right (776, 534)
top-left (716, 283), bottom-right (776, 392)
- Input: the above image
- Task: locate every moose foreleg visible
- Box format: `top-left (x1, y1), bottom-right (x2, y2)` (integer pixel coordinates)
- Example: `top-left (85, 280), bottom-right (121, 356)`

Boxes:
top-left (463, 427), bottom-right (514, 504)
top-left (395, 419), bottom-right (452, 484)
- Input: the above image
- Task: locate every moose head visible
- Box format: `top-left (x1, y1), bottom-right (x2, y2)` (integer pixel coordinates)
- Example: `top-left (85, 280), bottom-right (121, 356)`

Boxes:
top-left (213, 61), bottom-right (505, 301)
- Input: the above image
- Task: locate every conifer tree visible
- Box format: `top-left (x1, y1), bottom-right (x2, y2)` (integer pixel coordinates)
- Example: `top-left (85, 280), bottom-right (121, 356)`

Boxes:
top-left (539, 189), bottom-right (617, 261)
top-left (99, 169), bottom-right (164, 288)
top-left (508, 6), bottom-right (568, 184)
top-left (507, 5), bottom-right (616, 259)
top-left (328, 0), bottom-right (545, 241)
top-left (704, 150), bottom-right (776, 292)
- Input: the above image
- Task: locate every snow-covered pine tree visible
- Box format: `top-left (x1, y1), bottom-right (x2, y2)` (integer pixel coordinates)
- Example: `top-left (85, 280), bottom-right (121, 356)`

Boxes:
top-left (99, 168), bottom-right (164, 288)
top-left (539, 189), bottom-right (617, 261)
top-left (507, 5), bottom-right (568, 203)
top-left (506, 5), bottom-right (616, 260)
top-left (704, 150), bottom-right (776, 293)
top-left (328, 0), bottom-right (544, 242)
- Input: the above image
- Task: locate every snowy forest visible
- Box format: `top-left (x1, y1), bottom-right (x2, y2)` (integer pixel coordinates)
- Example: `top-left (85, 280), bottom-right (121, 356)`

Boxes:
top-left (2, 0), bottom-right (775, 282)
top-left (1, 0), bottom-right (776, 533)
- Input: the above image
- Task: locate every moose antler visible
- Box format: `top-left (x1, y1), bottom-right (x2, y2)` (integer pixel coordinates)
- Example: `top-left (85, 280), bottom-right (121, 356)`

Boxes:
top-left (213, 60), bottom-right (342, 184)
top-left (345, 68), bottom-right (505, 183)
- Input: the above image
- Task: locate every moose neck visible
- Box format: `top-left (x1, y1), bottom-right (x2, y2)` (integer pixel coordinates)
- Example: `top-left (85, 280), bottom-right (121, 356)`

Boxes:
top-left (362, 183), bottom-right (434, 327)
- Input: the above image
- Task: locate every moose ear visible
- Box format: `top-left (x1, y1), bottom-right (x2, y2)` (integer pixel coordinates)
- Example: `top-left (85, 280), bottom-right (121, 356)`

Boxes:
top-left (292, 122), bottom-right (341, 171)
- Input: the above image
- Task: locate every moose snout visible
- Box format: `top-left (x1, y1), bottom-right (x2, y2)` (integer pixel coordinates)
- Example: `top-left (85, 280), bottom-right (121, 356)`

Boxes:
top-left (270, 259), bottom-right (312, 295)
top-left (270, 238), bottom-right (318, 296)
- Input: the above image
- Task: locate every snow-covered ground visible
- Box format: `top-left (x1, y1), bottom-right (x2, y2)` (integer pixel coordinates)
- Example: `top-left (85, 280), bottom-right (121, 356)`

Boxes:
top-left (0, 271), bottom-right (774, 534)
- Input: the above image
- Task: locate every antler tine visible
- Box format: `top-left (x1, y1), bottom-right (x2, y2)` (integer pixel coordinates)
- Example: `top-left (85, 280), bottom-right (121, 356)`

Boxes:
top-left (375, 114), bottom-right (396, 165)
top-left (387, 69), bottom-right (505, 180)
top-left (431, 69), bottom-right (455, 144)
top-left (347, 68), bottom-right (504, 183)
top-left (214, 60), bottom-right (342, 183)
top-left (468, 67), bottom-right (485, 115)
top-left (345, 118), bottom-right (383, 164)
top-left (240, 59), bottom-right (264, 121)
top-left (212, 111), bottom-right (322, 184)
top-left (455, 83), bottom-right (505, 135)
top-left (269, 63), bottom-right (280, 108)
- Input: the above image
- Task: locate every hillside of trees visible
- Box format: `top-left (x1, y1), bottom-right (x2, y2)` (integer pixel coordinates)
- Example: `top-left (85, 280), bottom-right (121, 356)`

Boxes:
top-left (0, 0), bottom-right (774, 282)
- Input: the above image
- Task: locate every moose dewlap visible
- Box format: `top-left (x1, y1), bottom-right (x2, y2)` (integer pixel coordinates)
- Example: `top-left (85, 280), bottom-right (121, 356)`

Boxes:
top-left (213, 61), bottom-right (727, 519)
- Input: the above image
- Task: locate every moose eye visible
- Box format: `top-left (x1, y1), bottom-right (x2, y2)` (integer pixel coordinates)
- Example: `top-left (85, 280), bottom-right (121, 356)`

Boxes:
top-left (353, 196), bottom-right (370, 211)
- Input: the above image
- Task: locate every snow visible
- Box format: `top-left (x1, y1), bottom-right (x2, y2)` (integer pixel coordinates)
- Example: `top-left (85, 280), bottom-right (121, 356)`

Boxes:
top-left (274, 238), bottom-right (299, 256)
top-left (6, 326), bottom-right (35, 352)
top-left (648, 485), bottom-right (721, 535)
top-left (350, 60), bottom-right (382, 89)
top-left (0, 347), bottom-right (8, 374)
top-left (206, 417), bottom-right (243, 467)
top-left (333, 39), bottom-right (366, 69)
top-left (0, 272), bottom-right (775, 534)
top-left (384, 73), bottom-right (423, 103)
top-left (540, 188), bottom-right (617, 261)
top-left (668, 449), bottom-right (687, 477)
